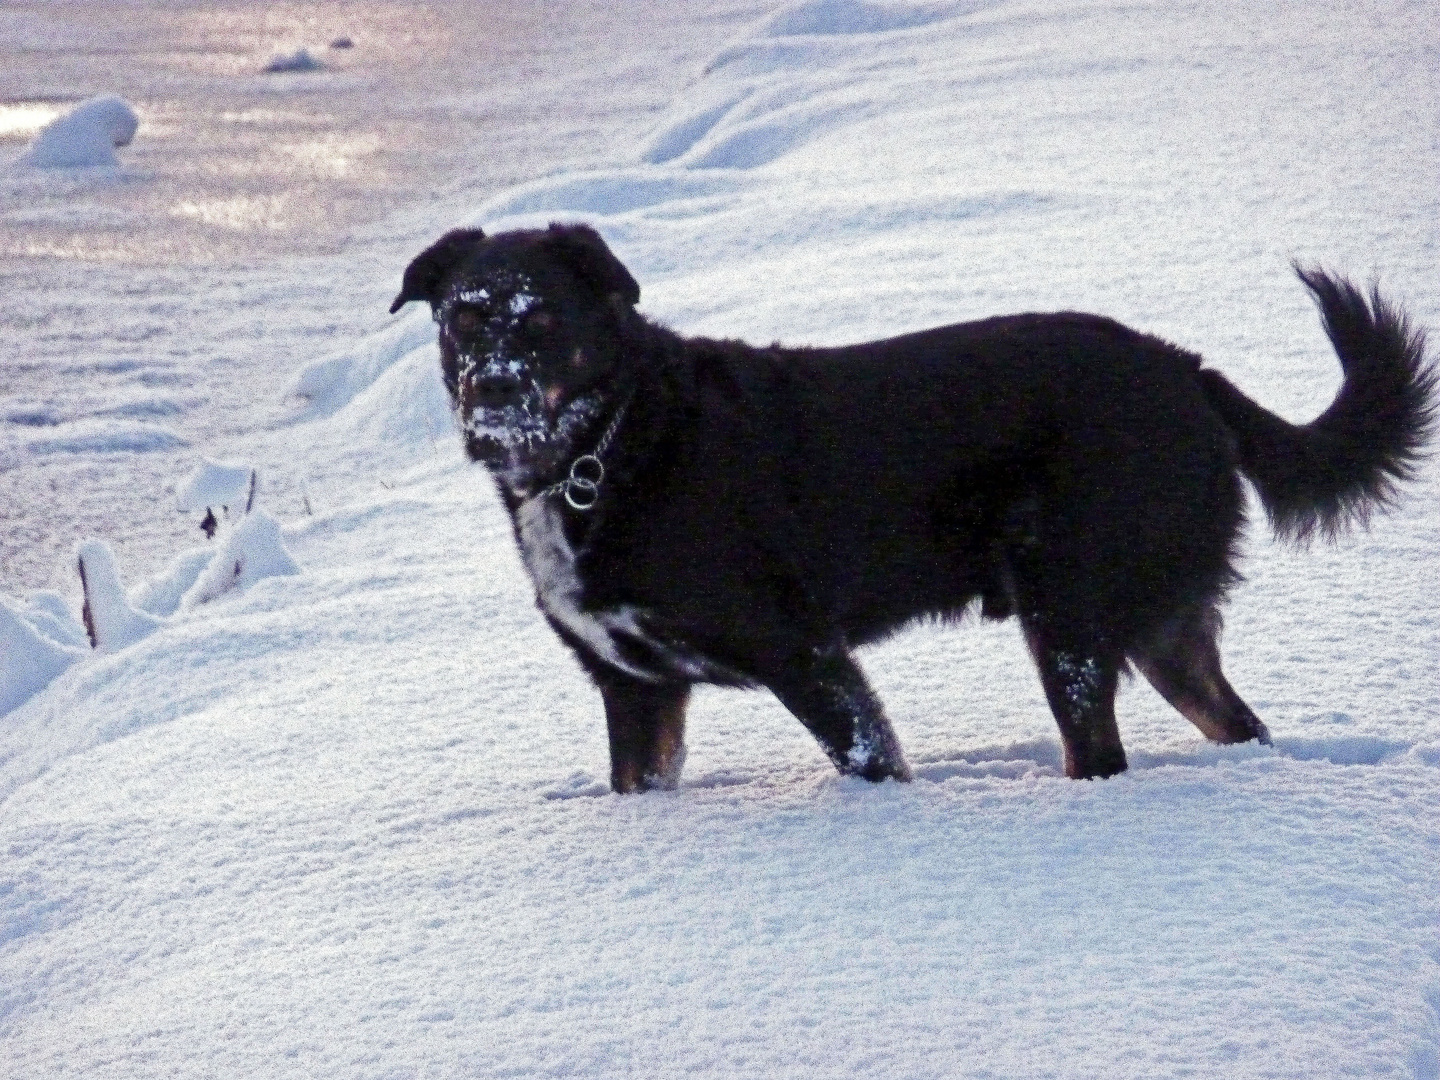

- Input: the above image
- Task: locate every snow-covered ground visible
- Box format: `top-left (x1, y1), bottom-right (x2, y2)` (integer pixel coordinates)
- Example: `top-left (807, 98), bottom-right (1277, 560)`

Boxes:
top-left (3, 0), bottom-right (1439, 1076)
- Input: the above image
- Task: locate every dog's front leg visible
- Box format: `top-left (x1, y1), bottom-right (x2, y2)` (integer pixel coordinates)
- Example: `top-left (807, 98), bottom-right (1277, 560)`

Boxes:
top-left (765, 647), bottom-right (911, 782)
top-left (595, 674), bottom-right (690, 793)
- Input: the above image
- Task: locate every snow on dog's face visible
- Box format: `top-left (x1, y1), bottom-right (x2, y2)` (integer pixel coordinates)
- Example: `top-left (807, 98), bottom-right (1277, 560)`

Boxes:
top-left (390, 224), bottom-right (641, 491)
top-left (437, 266), bottom-right (603, 480)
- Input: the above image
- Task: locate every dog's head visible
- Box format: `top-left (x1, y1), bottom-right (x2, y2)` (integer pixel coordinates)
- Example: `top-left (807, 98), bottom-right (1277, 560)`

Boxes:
top-left (391, 223), bottom-right (641, 488)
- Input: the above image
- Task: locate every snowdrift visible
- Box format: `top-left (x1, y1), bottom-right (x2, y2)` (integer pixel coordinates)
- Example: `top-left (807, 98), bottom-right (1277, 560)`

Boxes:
top-left (3, 1), bottom-right (1437, 1077)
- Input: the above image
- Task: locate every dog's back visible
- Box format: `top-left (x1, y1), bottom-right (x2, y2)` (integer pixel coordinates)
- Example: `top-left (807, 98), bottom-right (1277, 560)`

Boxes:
top-left (628, 313), bottom-right (1238, 652)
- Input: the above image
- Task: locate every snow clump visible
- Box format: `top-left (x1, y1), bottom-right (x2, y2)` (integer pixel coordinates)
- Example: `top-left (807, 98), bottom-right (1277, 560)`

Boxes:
top-left (179, 510), bottom-right (299, 608)
top-left (76, 541), bottom-right (163, 653)
top-left (20, 95), bottom-right (139, 169)
top-left (174, 458), bottom-right (255, 513)
top-left (264, 48), bottom-right (324, 73)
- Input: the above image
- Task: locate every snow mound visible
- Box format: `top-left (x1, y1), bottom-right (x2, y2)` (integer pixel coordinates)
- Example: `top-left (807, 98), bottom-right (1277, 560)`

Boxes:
top-left (77, 541), bottom-right (163, 654)
top-left (329, 346), bottom-right (453, 452)
top-left (20, 94), bottom-right (138, 169)
top-left (483, 167), bottom-right (743, 218)
top-left (93, 396), bottom-right (187, 420)
top-left (6, 417), bottom-right (189, 457)
top-left (0, 594), bottom-right (86, 716)
top-left (686, 94), bottom-right (873, 169)
top-left (264, 48), bottom-right (324, 74)
top-left (179, 510), bottom-right (300, 609)
top-left (640, 89), bottom-right (757, 165)
top-left (757, 0), bottom-right (972, 37)
top-left (174, 458), bottom-right (255, 513)
top-left (290, 309), bottom-right (437, 417)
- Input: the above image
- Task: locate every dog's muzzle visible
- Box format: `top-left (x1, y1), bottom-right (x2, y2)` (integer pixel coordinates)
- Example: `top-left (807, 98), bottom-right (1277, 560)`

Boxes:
top-left (471, 370), bottom-right (524, 408)
top-left (465, 432), bottom-right (510, 464)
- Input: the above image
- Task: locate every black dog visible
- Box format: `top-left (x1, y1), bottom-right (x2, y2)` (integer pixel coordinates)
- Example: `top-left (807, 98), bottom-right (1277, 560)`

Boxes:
top-left (391, 223), bottom-right (1435, 791)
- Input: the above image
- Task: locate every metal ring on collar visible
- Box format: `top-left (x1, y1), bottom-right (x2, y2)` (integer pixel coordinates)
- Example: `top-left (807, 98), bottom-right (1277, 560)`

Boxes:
top-left (562, 454), bottom-right (605, 510)
top-left (569, 454), bottom-right (604, 486)
top-left (563, 478), bottom-right (599, 510)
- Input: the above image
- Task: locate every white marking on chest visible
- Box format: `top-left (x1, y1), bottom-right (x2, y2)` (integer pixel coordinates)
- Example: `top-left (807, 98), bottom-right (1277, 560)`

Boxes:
top-left (514, 495), bottom-right (738, 683)
top-left (514, 495), bottom-right (661, 681)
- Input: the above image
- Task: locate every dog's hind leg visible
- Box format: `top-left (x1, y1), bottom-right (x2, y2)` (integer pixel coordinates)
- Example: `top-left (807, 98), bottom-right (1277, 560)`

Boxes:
top-left (1132, 607), bottom-right (1271, 746)
top-left (763, 647), bottom-right (911, 782)
top-left (595, 674), bottom-right (691, 793)
top-left (1021, 625), bottom-right (1128, 779)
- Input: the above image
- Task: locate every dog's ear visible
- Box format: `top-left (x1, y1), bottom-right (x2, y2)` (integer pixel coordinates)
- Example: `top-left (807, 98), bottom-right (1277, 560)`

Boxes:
top-left (389, 228), bottom-right (487, 314)
top-left (545, 223), bottom-right (640, 307)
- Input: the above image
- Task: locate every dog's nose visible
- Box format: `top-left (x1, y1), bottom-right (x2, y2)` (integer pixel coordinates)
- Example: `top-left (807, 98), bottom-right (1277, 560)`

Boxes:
top-left (474, 370), bottom-right (523, 406)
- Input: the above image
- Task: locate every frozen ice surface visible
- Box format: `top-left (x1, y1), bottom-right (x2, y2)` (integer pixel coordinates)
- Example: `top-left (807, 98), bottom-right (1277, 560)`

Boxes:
top-left (18, 94), bottom-right (138, 169)
top-left (2, 0), bottom-right (1439, 1077)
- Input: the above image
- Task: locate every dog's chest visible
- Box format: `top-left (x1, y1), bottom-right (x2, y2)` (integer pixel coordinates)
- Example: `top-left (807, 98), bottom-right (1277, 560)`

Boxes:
top-left (515, 495), bottom-right (700, 681)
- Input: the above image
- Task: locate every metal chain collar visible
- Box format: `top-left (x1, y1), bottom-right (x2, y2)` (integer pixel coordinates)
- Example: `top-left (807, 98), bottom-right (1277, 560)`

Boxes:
top-left (539, 399), bottom-right (629, 511)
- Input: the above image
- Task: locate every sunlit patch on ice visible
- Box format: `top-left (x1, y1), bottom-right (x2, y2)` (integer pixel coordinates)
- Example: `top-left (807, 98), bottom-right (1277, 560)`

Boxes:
top-left (275, 132), bottom-right (380, 179)
top-left (170, 195), bottom-right (292, 231)
top-left (0, 101), bottom-right (64, 139)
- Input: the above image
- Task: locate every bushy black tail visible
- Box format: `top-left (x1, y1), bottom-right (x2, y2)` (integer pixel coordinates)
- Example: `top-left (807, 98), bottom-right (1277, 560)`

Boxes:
top-left (1198, 266), bottom-right (1437, 542)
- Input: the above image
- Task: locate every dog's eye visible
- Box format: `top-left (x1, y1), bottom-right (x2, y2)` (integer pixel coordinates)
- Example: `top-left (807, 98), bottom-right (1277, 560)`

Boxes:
top-left (518, 310), bottom-right (555, 338)
top-left (452, 306), bottom-right (486, 334)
